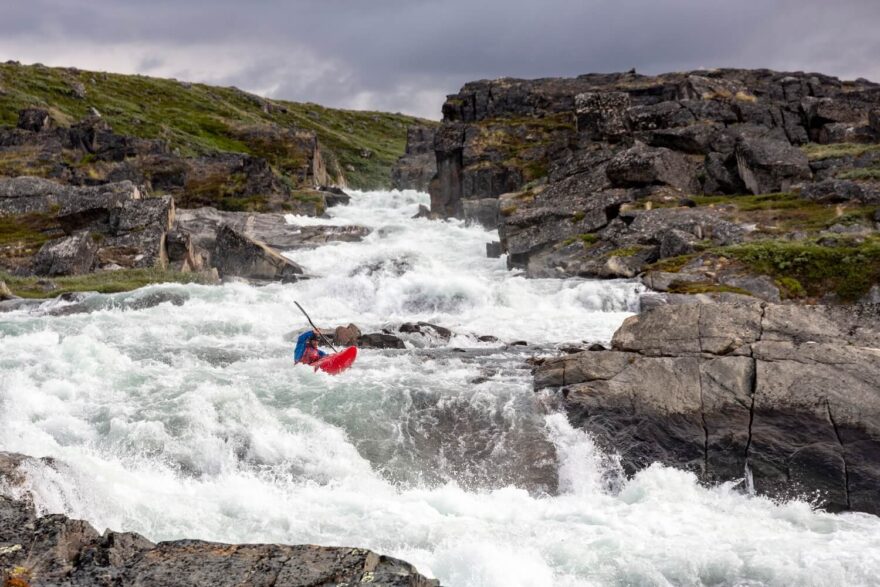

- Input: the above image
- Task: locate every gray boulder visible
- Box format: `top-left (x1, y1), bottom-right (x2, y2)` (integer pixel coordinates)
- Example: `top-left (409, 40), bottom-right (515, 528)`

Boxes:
top-left (606, 143), bottom-right (696, 192)
top-left (734, 137), bottom-right (812, 194)
top-left (17, 107), bottom-right (51, 132)
top-left (535, 302), bottom-right (880, 514)
top-left (334, 323), bottom-right (362, 346)
top-left (800, 179), bottom-right (874, 204)
top-left (31, 231), bottom-right (97, 276)
top-left (212, 225), bottom-right (304, 282)
top-left (358, 333), bottom-right (406, 349)
top-left (575, 92), bottom-right (631, 141)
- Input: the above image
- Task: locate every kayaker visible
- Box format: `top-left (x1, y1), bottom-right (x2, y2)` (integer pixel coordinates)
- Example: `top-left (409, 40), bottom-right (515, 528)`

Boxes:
top-left (294, 330), bottom-right (327, 365)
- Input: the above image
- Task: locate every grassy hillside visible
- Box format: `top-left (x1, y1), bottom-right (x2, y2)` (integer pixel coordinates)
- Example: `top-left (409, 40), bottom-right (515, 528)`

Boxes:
top-left (0, 61), bottom-right (436, 189)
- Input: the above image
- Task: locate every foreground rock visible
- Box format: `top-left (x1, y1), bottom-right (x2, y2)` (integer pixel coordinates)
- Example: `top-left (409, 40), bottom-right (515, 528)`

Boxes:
top-left (534, 302), bottom-right (880, 514)
top-left (0, 453), bottom-right (438, 587)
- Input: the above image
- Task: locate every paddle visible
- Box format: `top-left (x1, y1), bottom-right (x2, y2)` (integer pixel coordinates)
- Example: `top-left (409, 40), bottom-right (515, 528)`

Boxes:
top-left (294, 301), bottom-right (340, 353)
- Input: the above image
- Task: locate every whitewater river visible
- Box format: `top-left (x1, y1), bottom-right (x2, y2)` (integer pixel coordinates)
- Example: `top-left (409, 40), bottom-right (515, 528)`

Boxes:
top-left (2, 190), bottom-right (880, 586)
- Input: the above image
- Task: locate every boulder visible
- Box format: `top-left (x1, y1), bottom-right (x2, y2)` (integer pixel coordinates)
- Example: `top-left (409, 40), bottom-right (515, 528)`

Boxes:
top-left (800, 179), bottom-right (868, 204)
top-left (334, 323), bottom-right (362, 347)
top-left (357, 333), bottom-right (406, 349)
top-left (0, 280), bottom-right (15, 300)
top-left (606, 143), bottom-right (696, 191)
top-left (575, 92), bottom-right (631, 141)
top-left (17, 107), bottom-right (51, 132)
top-left (398, 322), bottom-right (452, 340)
top-left (734, 136), bottom-right (812, 194)
top-left (31, 231), bottom-right (98, 276)
top-left (625, 101), bottom-right (696, 131)
top-left (535, 302), bottom-right (880, 514)
top-left (870, 109), bottom-right (880, 134)
top-left (0, 177), bottom-right (142, 218)
top-left (212, 225), bottom-right (304, 282)
top-left (319, 185), bottom-right (351, 207)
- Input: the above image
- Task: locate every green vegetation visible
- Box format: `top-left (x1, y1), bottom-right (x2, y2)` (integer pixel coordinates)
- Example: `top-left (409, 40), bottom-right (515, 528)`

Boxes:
top-left (690, 192), bottom-right (802, 211)
top-left (606, 245), bottom-right (647, 258)
top-left (837, 167), bottom-right (880, 181)
top-left (647, 254), bottom-right (698, 273)
top-left (802, 142), bottom-right (880, 161)
top-left (562, 233), bottom-right (599, 247)
top-left (0, 212), bottom-right (60, 254)
top-left (718, 238), bottom-right (880, 301)
top-left (667, 281), bottom-right (753, 296)
top-left (1, 268), bottom-right (214, 298)
top-left (0, 62), bottom-right (435, 189)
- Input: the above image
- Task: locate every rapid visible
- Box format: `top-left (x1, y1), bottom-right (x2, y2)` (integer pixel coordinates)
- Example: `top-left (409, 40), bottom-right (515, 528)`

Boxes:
top-left (2, 190), bottom-right (880, 586)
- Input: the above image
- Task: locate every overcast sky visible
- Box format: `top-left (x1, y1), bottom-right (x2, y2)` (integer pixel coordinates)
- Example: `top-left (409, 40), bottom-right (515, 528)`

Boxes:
top-left (2, 0), bottom-right (879, 119)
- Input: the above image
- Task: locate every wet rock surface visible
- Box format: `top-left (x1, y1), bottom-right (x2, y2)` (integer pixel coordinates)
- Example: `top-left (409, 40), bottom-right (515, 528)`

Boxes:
top-left (0, 454), bottom-right (438, 587)
top-left (392, 125), bottom-right (437, 191)
top-left (534, 301), bottom-right (880, 514)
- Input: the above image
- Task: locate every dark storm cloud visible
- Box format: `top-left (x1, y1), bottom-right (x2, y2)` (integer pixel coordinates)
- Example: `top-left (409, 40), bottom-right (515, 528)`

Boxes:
top-left (2, 0), bottom-right (879, 118)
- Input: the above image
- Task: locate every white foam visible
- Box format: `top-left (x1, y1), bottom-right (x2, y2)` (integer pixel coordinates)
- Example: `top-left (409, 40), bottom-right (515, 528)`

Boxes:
top-left (2, 190), bottom-right (879, 586)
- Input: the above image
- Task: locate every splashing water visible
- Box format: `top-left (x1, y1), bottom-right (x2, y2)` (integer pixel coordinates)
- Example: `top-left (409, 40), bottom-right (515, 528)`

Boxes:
top-left (2, 190), bottom-right (879, 586)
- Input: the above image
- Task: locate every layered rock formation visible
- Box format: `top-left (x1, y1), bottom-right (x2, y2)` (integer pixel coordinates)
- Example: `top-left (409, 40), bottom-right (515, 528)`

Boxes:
top-left (0, 453), bottom-right (438, 587)
top-left (0, 175), bottom-right (367, 287)
top-left (534, 301), bottom-right (880, 514)
top-left (391, 126), bottom-right (437, 191)
top-left (0, 109), bottom-right (337, 214)
top-left (428, 69), bottom-right (880, 302)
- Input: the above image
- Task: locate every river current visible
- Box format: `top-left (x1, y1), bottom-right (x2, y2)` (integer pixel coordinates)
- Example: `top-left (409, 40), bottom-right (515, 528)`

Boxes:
top-left (2, 190), bottom-right (879, 586)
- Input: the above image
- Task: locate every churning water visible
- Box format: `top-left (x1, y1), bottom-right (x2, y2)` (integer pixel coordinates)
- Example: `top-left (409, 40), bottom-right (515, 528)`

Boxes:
top-left (2, 190), bottom-right (880, 586)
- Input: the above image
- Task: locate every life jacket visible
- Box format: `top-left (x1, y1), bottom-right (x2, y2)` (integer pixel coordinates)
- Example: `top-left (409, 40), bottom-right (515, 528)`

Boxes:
top-left (301, 346), bottom-right (323, 365)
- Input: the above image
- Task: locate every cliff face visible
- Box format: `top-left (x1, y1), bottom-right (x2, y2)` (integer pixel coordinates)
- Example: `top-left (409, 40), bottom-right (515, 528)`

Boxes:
top-left (429, 69), bottom-right (880, 303)
top-left (391, 125), bottom-right (438, 191)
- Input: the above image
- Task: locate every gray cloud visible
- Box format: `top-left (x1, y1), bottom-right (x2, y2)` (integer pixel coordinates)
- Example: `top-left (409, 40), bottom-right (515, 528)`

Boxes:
top-left (1, 0), bottom-right (879, 119)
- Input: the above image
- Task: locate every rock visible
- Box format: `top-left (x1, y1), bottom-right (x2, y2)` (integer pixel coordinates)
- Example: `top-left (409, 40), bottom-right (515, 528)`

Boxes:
top-left (176, 207), bottom-right (369, 253)
top-left (165, 229), bottom-right (202, 272)
top-left (357, 333), bottom-right (406, 349)
top-left (0, 177), bottom-right (142, 218)
top-left (391, 126), bottom-right (437, 191)
top-left (800, 179), bottom-right (869, 204)
top-left (486, 241), bottom-right (503, 258)
top-left (398, 322), bottom-right (452, 340)
top-left (0, 452), bottom-right (437, 587)
top-left (535, 302), bottom-right (880, 514)
top-left (319, 185), bottom-right (351, 207)
top-left (477, 335), bottom-right (499, 343)
top-left (606, 142), bottom-right (696, 191)
top-left (641, 270), bottom-right (705, 292)
top-left (334, 324), bottom-right (362, 347)
top-left (17, 107), bottom-right (51, 132)
top-left (31, 231), bottom-right (98, 276)
top-left (412, 204), bottom-right (433, 219)
top-left (734, 136), bottom-right (812, 194)
top-left (870, 109), bottom-right (880, 134)
top-left (462, 197), bottom-right (500, 229)
top-left (0, 280), bottom-right (15, 300)
top-left (575, 92), bottom-right (631, 141)
top-left (625, 101), bottom-right (696, 131)
top-left (212, 225), bottom-right (304, 282)
top-left (659, 228), bottom-right (697, 258)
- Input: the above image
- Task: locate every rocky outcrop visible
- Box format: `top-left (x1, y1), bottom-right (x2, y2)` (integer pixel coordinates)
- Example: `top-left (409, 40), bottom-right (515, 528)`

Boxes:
top-left (0, 177), bottom-right (173, 275)
top-left (212, 225), bottom-right (304, 282)
top-left (0, 453), bottom-right (437, 587)
top-left (0, 108), bottom-right (339, 215)
top-left (175, 207), bottom-right (369, 254)
top-left (391, 126), bottom-right (437, 191)
top-left (534, 301), bottom-right (880, 514)
top-left (429, 69), bottom-right (880, 292)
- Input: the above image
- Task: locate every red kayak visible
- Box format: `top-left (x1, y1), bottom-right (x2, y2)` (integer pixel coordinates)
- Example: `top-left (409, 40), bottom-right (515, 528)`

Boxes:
top-left (312, 346), bottom-right (358, 375)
